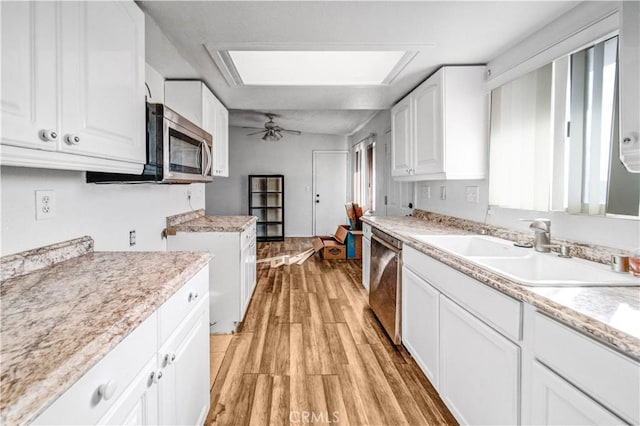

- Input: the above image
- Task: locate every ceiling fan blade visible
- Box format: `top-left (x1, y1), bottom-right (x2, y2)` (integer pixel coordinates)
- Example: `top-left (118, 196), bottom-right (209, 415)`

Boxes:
top-left (242, 126), bottom-right (266, 130)
top-left (280, 129), bottom-right (302, 135)
top-left (247, 130), bottom-right (266, 136)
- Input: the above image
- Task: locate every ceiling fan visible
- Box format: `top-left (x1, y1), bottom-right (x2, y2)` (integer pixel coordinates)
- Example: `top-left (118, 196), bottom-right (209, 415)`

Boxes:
top-left (243, 113), bottom-right (302, 141)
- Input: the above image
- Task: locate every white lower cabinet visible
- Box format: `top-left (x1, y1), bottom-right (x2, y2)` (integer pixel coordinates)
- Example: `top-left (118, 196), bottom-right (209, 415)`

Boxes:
top-left (32, 266), bottom-right (210, 426)
top-left (530, 361), bottom-right (625, 425)
top-left (401, 243), bottom-right (638, 426)
top-left (439, 297), bottom-right (520, 425)
top-left (362, 236), bottom-right (371, 292)
top-left (97, 356), bottom-right (159, 425)
top-left (159, 304), bottom-right (210, 426)
top-left (167, 223), bottom-right (257, 333)
top-left (401, 266), bottom-right (439, 386)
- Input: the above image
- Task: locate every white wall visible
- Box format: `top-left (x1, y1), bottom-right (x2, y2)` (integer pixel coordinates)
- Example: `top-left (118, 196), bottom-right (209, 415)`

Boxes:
top-left (205, 126), bottom-right (348, 236)
top-left (0, 167), bottom-right (205, 255)
top-left (349, 110), bottom-right (414, 217)
top-left (0, 64), bottom-right (205, 256)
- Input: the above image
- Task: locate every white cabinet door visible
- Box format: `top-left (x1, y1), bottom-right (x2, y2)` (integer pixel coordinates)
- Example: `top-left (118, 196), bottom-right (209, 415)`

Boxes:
top-left (159, 304), bottom-right (210, 426)
top-left (97, 356), bottom-right (159, 426)
top-left (402, 267), bottom-right (439, 387)
top-left (362, 237), bottom-right (371, 292)
top-left (530, 361), bottom-right (625, 425)
top-left (391, 96), bottom-right (413, 177)
top-left (240, 237), bottom-right (256, 318)
top-left (412, 71), bottom-right (443, 175)
top-left (59, 1), bottom-right (145, 164)
top-left (214, 103), bottom-right (229, 177)
top-left (1, 1), bottom-right (58, 151)
top-left (440, 296), bottom-right (520, 425)
top-left (619, 1), bottom-right (640, 171)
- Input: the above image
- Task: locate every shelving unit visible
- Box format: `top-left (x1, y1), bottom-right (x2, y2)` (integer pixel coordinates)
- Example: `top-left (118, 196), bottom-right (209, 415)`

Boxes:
top-left (249, 175), bottom-right (284, 241)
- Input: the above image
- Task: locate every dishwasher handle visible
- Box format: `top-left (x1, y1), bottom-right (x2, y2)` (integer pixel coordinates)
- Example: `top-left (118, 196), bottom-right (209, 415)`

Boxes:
top-left (372, 233), bottom-right (402, 254)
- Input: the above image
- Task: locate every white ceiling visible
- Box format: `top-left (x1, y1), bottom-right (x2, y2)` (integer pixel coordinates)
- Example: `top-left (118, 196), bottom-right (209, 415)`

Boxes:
top-left (229, 110), bottom-right (379, 136)
top-left (140, 1), bottom-right (580, 135)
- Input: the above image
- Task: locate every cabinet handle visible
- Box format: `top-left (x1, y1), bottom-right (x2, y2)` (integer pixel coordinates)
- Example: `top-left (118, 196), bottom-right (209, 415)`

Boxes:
top-left (64, 134), bottom-right (81, 145)
top-left (98, 380), bottom-right (118, 401)
top-left (39, 129), bottom-right (58, 142)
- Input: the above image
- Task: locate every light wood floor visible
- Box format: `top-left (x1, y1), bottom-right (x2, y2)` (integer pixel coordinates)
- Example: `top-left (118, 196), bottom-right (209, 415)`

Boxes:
top-left (206, 238), bottom-right (456, 426)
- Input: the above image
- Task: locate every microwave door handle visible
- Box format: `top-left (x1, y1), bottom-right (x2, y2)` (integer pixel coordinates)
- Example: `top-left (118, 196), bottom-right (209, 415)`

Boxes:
top-left (202, 142), bottom-right (212, 176)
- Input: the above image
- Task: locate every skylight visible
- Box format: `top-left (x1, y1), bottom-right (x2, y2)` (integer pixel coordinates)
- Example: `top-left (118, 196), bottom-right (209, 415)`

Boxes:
top-left (227, 51), bottom-right (407, 86)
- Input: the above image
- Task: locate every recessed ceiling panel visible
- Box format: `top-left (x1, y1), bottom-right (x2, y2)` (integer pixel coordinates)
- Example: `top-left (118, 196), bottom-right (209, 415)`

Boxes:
top-left (227, 50), bottom-right (407, 86)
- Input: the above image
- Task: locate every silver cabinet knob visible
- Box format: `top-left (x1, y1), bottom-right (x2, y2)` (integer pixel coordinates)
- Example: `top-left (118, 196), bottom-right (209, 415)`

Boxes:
top-left (623, 137), bottom-right (632, 144)
top-left (64, 134), bottom-right (81, 145)
top-left (148, 371), bottom-right (155, 386)
top-left (163, 353), bottom-right (177, 366)
top-left (98, 380), bottom-right (118, 401)
top-left (194, 292), bottom-right (199, 300)
top-left (39, 129), bottom-right (58, 142)
top-left (188, 292), bottom-right (193, 302)
top-left (156, 371), bottom-right (163, 381)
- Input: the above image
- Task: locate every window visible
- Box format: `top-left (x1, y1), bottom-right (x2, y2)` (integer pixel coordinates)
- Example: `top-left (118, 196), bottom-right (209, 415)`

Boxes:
top-left (488, 63), bottom-right (554, 211)
top-left (566, 36), bottom-right (619, 215)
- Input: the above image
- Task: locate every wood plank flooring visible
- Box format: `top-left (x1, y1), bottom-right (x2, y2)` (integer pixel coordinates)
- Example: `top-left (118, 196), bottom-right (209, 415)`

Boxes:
top-left (206, 238), bottom-right (457, 426)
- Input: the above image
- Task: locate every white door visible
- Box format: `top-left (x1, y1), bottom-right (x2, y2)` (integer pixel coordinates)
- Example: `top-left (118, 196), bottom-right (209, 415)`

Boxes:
top-left (1, 1), bottom-right (59, 151)
top-left (391, 97), bottom-right (412, 177)
top-left (313, 150), bottom-right (349, 236)
top-left (59, 1), bottom-right (145, 164)
top-left (412, 71), bottom-right (444, 175)
top-left (530, 361), bottom-right (625, 425)
top-left (439, 296), bottom-right (520, 425)
top-left (402, 267), bottom-right (439, 387)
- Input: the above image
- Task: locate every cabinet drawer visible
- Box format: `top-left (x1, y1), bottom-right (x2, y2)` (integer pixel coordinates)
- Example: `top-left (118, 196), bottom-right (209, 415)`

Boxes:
top-left (241, 223), bottom-right (256, 249)
top-left (404, 246), bottom-right (522, 341)
top-left (158, 265), bottom-right (209, 344)
top-left (363, 223), bottom-right (372, 239)
top-left (32, 313), bottom-right (157, 425)
top-left (533, 312), bottom-right (640, 424)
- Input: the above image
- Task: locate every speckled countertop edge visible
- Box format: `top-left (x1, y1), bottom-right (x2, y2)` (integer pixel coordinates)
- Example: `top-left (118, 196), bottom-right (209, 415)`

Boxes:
top-left (0, 240), bottom-right (211, 425)
top-left (167, 211), bottom-right (258, 233)
top-left (361, 214), bottom-right (640, 360)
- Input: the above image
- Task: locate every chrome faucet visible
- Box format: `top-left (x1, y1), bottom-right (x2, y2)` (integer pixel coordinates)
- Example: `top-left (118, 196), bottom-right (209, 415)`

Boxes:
top-left (524, 218), bottom-right (551, 252)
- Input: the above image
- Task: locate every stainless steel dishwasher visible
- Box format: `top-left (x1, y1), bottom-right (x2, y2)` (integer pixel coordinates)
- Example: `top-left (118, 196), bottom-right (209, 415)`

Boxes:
top-left (369, 228), bottom-right (402, 345)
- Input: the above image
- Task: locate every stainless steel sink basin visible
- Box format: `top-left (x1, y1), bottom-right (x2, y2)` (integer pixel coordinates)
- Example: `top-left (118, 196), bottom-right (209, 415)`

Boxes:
top-left (413, 234), bottom-right (640, 287)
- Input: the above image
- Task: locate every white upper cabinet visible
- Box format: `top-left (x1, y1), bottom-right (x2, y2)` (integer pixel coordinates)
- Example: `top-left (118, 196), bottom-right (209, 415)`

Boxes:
top-left (391, 96), bottom-right (413, 177)
top-left (1, 2), bottom-right (58, 152)
top-left (59, 1), bottom-right (145, 163)
top-left (165, 81), bottom-right (229, 177)
top-left (618, 1), bottom-right (640, 172)
top-left (391, 66), bottom-right (488, 181)
top-left (0, 0), bottom-right (146, 173)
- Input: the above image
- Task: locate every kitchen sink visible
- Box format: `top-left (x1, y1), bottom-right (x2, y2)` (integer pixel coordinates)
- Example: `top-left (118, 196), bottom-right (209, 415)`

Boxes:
top-left (414, 234), bottom-right (640, 287)
top-left (475, 255), bottom-right (640, 287)
top-left (413, 235), bottom-right (530, 258)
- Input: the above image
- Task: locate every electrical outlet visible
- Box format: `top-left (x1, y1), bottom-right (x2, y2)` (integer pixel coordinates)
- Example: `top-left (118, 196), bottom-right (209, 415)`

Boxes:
top-left (129, 230), bottom-right (136, 247)
top-left (439, 186), bottom-right (447, 200)
top-left (35, 190), bottom-right (56, 220)
top-left (465, 186), bottom-right (480, 203)
top-left (421, 185), bottom-right (431, 199)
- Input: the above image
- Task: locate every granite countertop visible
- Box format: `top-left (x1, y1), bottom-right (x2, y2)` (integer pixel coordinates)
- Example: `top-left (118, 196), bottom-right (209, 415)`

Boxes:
top-left (0, 238), bottom-right (211, 425)
top-left (361, 214), bottom-right (640, 360)
top-left (166, 209), bottom-right (258, 233)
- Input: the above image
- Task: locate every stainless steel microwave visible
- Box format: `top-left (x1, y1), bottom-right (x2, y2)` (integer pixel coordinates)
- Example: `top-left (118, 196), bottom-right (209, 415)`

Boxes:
top-left (87, 103), bottom-right (213, 184)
